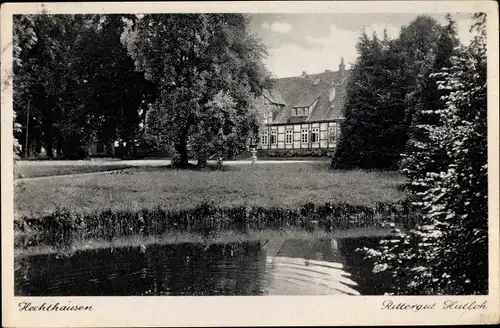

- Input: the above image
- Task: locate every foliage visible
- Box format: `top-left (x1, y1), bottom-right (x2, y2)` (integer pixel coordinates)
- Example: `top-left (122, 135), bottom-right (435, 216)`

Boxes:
top-left (362, 14), bottom-right (488, 295)
top-left (123, 14), bottom-right (271, 167)
top-left (401, 15), bottom-right (461, 189)
top-left (264, 149), bottom-right (330, 158)
top-left (12, 15), bottom-right (38, 177)
top-left (16, 199), bottom-right (421, 248)
top-left (69, 15), bottom-right (154, 149)
top-left (333, 16), bottom-right (443, 169)
top-left (13, 14), bottom-right (82, 158)
top-left (12, 14), bottom-right (153, 159)
top-left (333, 31), bottom-right (401, 169)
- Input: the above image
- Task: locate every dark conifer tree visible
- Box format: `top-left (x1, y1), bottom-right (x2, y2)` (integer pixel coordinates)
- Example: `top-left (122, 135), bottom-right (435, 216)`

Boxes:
top-left (402, 15), bottom-right (460, 186)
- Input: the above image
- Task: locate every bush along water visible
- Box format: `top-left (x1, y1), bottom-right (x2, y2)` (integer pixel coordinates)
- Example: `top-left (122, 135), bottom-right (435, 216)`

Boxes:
top-left (15, 200), bottom-right (422, 249)
top-left (359, 14), bottom-right (488, 295)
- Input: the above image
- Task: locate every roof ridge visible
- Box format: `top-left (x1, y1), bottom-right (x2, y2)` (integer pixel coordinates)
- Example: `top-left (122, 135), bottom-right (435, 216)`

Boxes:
top-left (274, 69), bottom-right (351, 80)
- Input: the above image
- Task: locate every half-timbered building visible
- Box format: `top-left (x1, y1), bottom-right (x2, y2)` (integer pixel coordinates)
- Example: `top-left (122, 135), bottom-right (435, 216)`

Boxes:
top-left (258, 58), bottom-right (349, 152)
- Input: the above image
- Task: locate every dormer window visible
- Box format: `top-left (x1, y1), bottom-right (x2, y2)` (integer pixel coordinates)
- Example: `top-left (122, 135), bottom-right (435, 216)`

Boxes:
top-left (293, 107), bottom-right (309, 117)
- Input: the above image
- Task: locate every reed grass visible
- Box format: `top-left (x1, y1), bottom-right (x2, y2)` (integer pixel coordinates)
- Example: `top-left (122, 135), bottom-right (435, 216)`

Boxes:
top-left (15, 200), bottom-right (421, 250)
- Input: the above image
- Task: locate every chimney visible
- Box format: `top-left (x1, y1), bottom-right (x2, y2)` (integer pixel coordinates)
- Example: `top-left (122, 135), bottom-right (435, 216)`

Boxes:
top-left (339, 57), bottom-right (345, 77)
top-left (301, 71), bottom-right (307, 78)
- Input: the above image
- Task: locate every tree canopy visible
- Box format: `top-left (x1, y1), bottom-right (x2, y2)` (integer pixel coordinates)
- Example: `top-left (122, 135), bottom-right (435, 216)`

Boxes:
top-left (333, 15), bottom-right (444, 169)
top-left (122, 14), bottom-right (271, 167)
top-left (13, 14), bottom-right (153, 159)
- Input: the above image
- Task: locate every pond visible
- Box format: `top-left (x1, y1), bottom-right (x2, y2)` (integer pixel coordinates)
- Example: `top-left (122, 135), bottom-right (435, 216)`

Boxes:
top-left (15, 237), bottom-right (391, 296)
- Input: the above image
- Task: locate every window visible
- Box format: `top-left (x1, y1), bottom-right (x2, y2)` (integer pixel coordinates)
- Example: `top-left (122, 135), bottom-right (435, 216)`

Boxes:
top-left (311, 128), bottom-right (319, 143)
top-left (294, 107), bottom-right (310, 116)
top-left (262, 107), bottom-right (270, 124)
top-left (301, 129), bottom-right (309, 143)
top-left (286, 129), bottom-right (293, 144)
top-left (329, 126), bottom-right (335, 143)
top-left (96, 143), bottom-right (104, 153)
top-left (271, 130), bottom-right (277, 145)
top-left (261, 131), bottom-right (268, 145)
top-left (329, 125), bottom-right (340, 143)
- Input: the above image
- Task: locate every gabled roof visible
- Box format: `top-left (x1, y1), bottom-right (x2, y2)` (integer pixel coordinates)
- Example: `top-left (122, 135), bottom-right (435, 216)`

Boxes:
top-left (270, 69), bottom-right (351, 124)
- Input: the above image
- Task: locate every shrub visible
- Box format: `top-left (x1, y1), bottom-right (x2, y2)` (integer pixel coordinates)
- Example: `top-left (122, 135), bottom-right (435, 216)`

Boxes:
top-left (264, 149), bottom-right (329, 158)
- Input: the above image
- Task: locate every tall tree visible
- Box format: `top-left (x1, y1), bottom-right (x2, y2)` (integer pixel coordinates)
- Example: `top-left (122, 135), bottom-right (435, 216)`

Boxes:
top-left (12, 15), bottom-right (37, 161)
top-left (13, 14), bottom-right (154, 159)
top-left (402, 15), bottom-right (460, 189)
top-left (123, 14), bottom-right (270, 167)
top-left (333, 31), bottom-right (403, 169)
top-left (13, 14), bottom-right (89, 158)
top-left (69, 15), bottom-right (155, 155)
top-left (333, 15), bottom-right (443, 169)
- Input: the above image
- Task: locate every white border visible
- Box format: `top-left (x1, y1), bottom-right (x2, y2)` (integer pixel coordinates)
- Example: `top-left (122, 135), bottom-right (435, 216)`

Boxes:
top-left (1, 2), bottom-right (499, 327)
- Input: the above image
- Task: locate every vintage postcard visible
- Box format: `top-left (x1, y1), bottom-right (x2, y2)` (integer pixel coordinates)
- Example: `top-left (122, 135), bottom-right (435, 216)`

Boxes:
top-left (1, 1), bottom-right (499, 327)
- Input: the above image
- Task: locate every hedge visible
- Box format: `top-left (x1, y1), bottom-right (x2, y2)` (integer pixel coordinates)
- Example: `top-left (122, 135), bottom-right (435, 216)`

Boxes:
top-left (262, 149), bottom-right (332, 158)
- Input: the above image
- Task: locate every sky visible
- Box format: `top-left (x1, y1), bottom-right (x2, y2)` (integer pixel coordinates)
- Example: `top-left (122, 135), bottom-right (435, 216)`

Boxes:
top-left (248, 13), bottom-right (476, 78)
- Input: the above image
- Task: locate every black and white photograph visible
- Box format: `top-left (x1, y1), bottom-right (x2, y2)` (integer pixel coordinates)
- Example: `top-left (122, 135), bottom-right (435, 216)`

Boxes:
top-left (1, 1), bottom-right (499, 327)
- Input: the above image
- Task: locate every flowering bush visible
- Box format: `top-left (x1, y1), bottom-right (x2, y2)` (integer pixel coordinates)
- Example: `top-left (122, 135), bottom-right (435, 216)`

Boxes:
top-left (362, 13), bottom-right (488, 295)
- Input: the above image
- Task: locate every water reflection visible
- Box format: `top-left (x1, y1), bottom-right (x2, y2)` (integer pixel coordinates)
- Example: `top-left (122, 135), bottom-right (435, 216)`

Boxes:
top-left (15, 237), bottom-right (388, 296)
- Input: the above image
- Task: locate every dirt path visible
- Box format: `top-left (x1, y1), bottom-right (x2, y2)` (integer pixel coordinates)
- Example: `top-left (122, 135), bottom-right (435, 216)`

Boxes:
top-left (18, 159), bottom-right (329, 167)
top-left (15, 159), bottom-right (330, 181)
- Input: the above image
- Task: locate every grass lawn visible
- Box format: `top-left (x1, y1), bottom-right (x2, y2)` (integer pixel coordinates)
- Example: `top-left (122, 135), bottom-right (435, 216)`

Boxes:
top-left (15, 162), bottom-right (407, 218)
top-left (16, 163), bottom-right (133, 179)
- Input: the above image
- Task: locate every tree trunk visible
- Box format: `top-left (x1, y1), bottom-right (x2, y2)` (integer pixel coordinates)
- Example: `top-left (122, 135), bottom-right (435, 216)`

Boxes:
top-left (55, 134), bottom-right (63, 158)
top-left (197, 155), bottom-right (207, 168)
top-left (42, 108), bottom-right (53, 158)
top-left (43, 122), bottom-right (53, 159)
top-left (45, 137), bottom-right (53, 158)
top-left (174, 130), bottom-right (189, 168)
top-left (35, 136), bottom-right (41, 155)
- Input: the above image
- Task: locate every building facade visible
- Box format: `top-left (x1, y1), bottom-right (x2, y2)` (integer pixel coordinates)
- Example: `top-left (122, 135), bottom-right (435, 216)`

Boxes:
top-left (258, 58), bottom-right (349, 152)
top-left (88, 136), bottom-right (115, 157)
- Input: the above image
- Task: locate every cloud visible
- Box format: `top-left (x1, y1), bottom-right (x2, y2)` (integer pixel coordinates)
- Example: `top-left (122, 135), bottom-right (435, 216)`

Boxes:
top-left (262, 21), bottom-right (293, 33)
top-left (364, 23), bottom-right (400, 40)
top-left (263, 17), bottom-right (475, 79)
top-left (264, 40), bottom-right (358, 78)
top-left (266, 23), bottom-right (400, 77)
top-left (265, 22), bottom-right (400, 77)
top-left (270, 22), bottom-right (292, 33)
